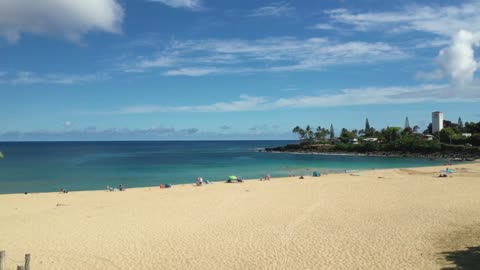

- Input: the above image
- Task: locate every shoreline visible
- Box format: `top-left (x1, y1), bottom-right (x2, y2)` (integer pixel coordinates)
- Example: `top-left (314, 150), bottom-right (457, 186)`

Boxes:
top-left (261, 146), bottom-right (480, 160)
top-left (2, 161), bottom-right (477, 196)
top-left (263, 149), bottom-right (479, 160)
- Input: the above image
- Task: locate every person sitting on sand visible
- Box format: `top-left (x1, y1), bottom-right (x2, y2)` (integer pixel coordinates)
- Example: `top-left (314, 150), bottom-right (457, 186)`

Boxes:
top-left (299, 176), bottom-right (304, 179)
top-left (237, 176), bottom-right (243, 183)
top-left (196, 177), bottom-right (203, 186)
top-left (119, 184), bottom-right (124, 191)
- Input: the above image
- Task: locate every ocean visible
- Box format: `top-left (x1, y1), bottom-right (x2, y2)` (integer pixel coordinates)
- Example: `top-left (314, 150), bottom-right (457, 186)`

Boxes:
top-left (0, 140), bottom-right (446, 194)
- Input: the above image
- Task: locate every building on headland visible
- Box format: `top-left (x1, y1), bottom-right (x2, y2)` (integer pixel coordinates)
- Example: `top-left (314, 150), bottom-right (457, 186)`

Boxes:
top-left (424, 134), bottom-right (434, 141)
top-left (432, 111), bottom-right (444, 133)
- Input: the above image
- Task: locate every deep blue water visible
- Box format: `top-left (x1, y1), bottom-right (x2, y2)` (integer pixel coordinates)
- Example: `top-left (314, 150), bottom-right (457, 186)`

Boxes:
top-left (0, 141), bottom-right (446, 194)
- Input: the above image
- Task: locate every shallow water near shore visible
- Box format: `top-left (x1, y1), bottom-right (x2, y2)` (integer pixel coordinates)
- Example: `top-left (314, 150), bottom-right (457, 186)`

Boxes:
top-left (0, 140), bottom-right (447, 194)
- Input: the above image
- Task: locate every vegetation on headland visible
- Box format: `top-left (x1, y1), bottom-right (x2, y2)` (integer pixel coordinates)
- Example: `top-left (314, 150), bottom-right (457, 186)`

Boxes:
top-left (265, 118), bottom-right (480, 159)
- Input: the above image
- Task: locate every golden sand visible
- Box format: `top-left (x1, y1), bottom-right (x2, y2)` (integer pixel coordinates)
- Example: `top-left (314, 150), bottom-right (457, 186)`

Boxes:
top-left (1, 162), bottom-right (479, 270)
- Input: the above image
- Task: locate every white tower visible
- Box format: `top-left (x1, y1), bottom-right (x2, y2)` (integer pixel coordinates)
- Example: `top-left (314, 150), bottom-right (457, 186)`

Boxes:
top-left (432, 111), bottom-right (444, 133)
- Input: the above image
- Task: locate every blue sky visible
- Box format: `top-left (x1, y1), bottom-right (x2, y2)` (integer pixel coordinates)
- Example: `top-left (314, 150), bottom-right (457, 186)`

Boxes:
top-left (1, 0), bottom-right (479, 140)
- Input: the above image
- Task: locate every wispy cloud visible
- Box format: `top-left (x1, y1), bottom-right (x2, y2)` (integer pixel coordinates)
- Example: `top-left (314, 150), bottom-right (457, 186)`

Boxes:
top-left (0, 126), bottom-right (201, 141)
top-left (0, 0), bottom-right (123, 44)
top-left (148, 0), bottom-right (202, 10)
top-left (83, 83), bottom-right (480, 115)
top-left (219, 125), bottom-right (231, 130)
top-left (0, 126), bottom-right (296, 141)
top-left (1, 71), bottom-right (108, 85)
top-left (124, 37), bottom-right (407, 76)
top-left (83, 95), bottom-right (267, 115)
top-left (311, 23), bottom-right (336, 30)
top-left (326, 3), bottom-right (480, 37)
top-left (248, 2), bottom-right (294, 17)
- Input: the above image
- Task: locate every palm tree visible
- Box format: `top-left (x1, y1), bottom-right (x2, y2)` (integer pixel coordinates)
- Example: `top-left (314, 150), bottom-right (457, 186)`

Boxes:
top-left (292, 126), bottom-right (306, 140)
top-left (315, 126), bottom-right (329, 141)
top-left (305, 125), bottom-right (314, 142)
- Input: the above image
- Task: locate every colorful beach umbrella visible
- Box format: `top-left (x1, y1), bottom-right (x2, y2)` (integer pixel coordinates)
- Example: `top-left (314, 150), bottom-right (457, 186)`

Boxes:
top-left (228, 175), bottom-right (237, 180)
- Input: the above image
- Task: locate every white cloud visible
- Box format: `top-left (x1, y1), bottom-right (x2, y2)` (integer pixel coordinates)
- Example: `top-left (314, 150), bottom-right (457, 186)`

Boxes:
top-left (0, 126), bottom-right (202, 141)
top-left (326, 3), bottom-right (480, 37)
top-left (1, 71), bottom-right (108, 85)
top-left (249, 2), bottom-right (294, 17)
top-left (84, 83), bottom-right (480, 115)
top-left (437, 30), bottom-right (480, 85)
top-left (163, 67), bottom-right (224, 76)
top-left (64, 121), bottom-right (73, 129)
top-left (311, 23), bottom-right (336, 30)
top-left (114, 95), bottom-right (268, 114)
top-left (414, 38), bottom-right (450, 49)
top-left (126, 37), bottom-right (407, 76)
top-left (148, 0), bottom-right (201, 10)
top-left (0, 0), bottom-right (124, 44)
top-left (326, 4), bottom-right (480, 88)
top-left (417, 30), bottom-right (480, 86)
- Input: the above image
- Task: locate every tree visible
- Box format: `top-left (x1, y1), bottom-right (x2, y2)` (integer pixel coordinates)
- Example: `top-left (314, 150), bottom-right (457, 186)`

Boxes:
top-left (292, 126), bottom-right (306, 141)
top-left (305, 125), bottom-right (314, 142)
top-left (365, 118), bottom-right (370, 131)
top-left (468, 134), bottom-right (480, 146)
top-left (330, 124), bottom-right (335, 140)
top-left (405, 117), bottom-right (410, 129)
top-left (381, 127), bottom-right (402, 144)
top-left (458, 117), bottom-right (463, 129)
top-left (315, 126), bottom-right (329, 141)
top-left (402, 127), bottom-right (413, 135)
top-left (465, 121), bottom-right (480, 134)
top-left (413, 125), bottom-right (420, 133)
top-left (439, 127), bottom-right (457, 144)
top-left (339, 128), bottom-right (357, 143)
top-left (423, 123), bottom-right (432, 135)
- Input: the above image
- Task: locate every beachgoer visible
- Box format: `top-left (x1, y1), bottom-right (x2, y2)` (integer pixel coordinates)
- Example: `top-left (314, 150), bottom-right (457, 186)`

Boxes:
top-left (119, 184), bottom-right (124, 191)
top-left (106, 185), bottom-right (110, 192)
top-left (196, 177), bottom-right (203, 186)
top-left (299, 176), bottom-right (304, 179)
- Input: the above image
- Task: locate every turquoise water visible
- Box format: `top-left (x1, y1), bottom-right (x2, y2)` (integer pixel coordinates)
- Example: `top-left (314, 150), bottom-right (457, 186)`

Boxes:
top-left (0, 141), bottom-right (446, 194)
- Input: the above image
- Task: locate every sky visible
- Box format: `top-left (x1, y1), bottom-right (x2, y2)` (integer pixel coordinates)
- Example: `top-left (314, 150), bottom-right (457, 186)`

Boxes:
top-left (0, 0), bottom-right (479, 141)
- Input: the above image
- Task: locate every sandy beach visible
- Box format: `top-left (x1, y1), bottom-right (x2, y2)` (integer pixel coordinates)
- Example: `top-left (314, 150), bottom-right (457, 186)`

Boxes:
top-left (1, 162), bottom-right (479, 270)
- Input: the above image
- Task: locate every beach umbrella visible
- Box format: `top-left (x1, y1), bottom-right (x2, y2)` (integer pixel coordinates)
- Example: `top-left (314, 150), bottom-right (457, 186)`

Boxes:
top-left (228, 175), bottom-right (237, 180)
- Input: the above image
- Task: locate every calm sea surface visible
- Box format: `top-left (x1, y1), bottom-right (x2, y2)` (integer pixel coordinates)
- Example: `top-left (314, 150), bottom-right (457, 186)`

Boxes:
top-left (0, 141), bottom-right (446, 194)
